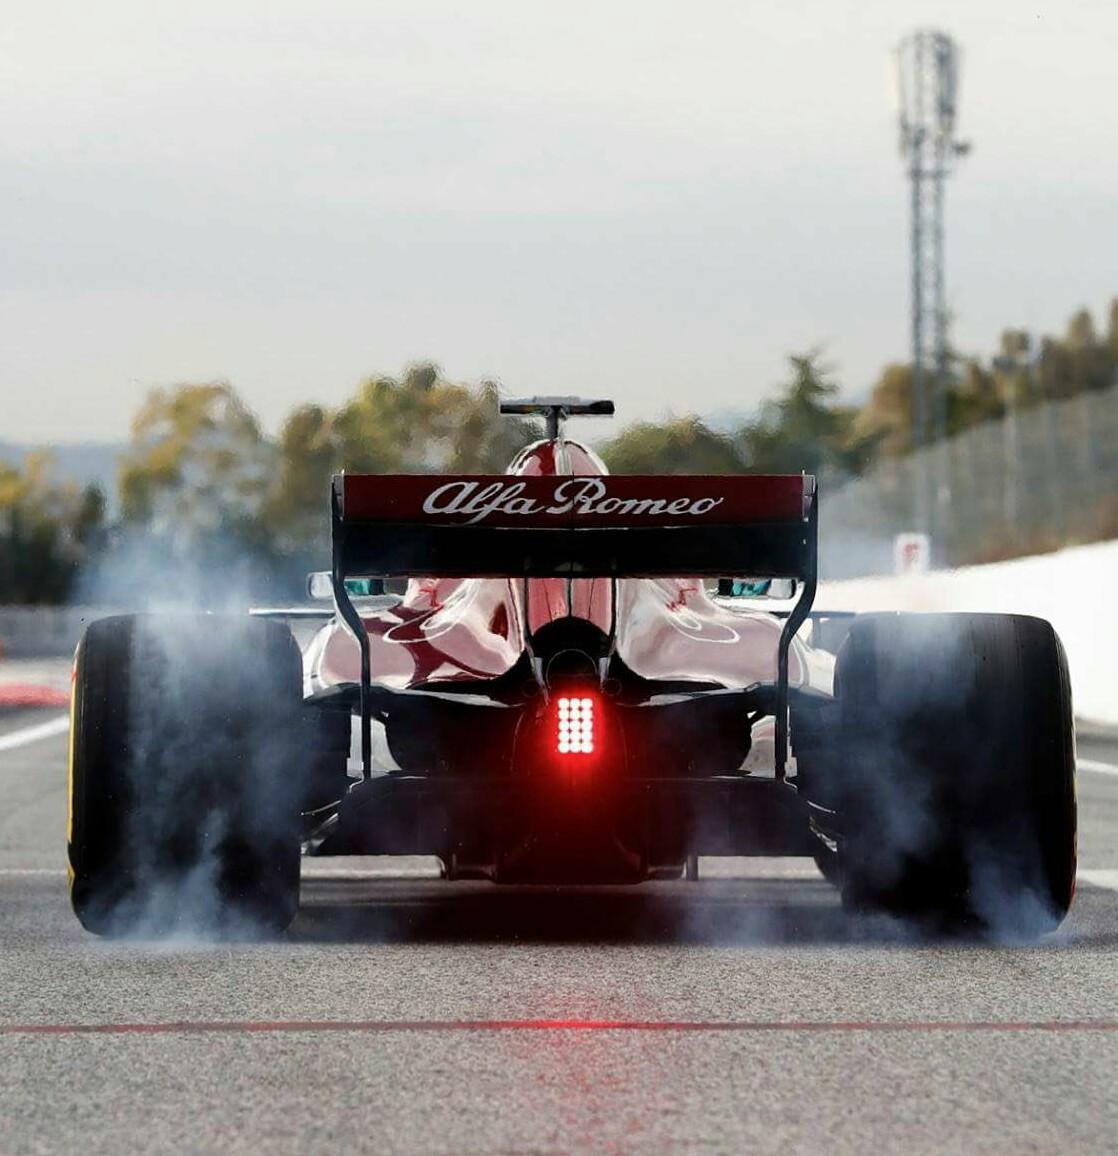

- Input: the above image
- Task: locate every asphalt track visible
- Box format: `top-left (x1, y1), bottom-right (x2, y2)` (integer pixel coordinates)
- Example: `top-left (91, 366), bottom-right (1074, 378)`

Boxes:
top-left (2, 685), bottom-right (1117, 1154)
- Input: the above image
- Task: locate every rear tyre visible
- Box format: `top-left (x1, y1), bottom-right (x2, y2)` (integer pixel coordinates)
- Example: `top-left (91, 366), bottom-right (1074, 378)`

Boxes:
top-left (834, 613), bottom-right (1076, 935)
top-left (69, 614), bottom-right (305, 937)
top-left (812, 844), bottom-right (842, 886)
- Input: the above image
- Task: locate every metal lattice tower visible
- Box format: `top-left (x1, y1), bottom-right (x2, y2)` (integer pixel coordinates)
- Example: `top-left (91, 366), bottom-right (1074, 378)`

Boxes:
top-left (896, 30), bottom-right (969, 529)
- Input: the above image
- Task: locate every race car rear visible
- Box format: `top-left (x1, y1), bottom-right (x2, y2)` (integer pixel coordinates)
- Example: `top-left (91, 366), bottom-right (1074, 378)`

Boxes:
top-left (66, 397), bottom-right (1076, 938)
top-left (311, 466), bottom-right (821, 883)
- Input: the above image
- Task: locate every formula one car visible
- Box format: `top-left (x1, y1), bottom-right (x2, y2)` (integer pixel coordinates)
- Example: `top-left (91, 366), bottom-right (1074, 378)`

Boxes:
top-left (67, 397), bottom-right (1077, 937)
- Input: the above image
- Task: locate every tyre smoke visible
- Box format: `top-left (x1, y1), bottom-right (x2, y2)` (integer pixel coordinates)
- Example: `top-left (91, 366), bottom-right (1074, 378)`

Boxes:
top-left (71, 534), bottom-right (308, 941)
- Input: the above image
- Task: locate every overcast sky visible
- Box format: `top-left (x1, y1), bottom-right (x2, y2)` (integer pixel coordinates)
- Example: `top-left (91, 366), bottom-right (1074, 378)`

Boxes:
top-left (2, 0), bottom-right (1116, 442)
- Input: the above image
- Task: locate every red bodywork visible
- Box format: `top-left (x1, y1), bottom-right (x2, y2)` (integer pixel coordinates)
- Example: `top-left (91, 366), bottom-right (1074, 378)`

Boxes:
top-left (313, 438), bottom-right (800, 693)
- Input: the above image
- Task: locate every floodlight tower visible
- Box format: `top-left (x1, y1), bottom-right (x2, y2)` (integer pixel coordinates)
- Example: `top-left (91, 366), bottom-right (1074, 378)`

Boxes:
top-left (896, 30), bottom-right (969, 531)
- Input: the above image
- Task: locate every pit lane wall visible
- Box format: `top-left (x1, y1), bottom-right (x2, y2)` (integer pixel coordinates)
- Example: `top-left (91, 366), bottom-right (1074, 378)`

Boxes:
top-left (817, 537), bottom-right (1118, 725)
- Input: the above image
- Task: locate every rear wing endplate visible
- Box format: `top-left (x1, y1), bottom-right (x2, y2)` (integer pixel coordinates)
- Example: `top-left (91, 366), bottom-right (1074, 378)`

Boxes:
top-left (331, 473), bottom-right (817, 778)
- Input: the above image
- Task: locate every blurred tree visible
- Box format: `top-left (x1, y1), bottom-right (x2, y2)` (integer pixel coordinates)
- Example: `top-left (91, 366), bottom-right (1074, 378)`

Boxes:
top-left (1021, 306), bottom-right (1116, 402)
top-left (1000, 329), bottom-right (1032, 360)
top-left (600, 415), bottom-right (747, 474)
top-left (849, 299), bottom-right (1117, 458)
top-left (73, 483), bottom-right (107, 551)
top-left (1066, 307), bottom-right (1097, 350)
top-left (991, 329), bottom-right (1037, 407)
top-left (1063, 307), bottom-right (1113, 394)
top-left (445, 380), bottom-right (540, 473)
top-left (119, 382), bottom-right (275, 554)
top-left (850, 363), bottom-right (913, 458)
top-left (263, 404), bottom-right (337, 554)
top-left (1107, 299), bottom-right (1118, 363)
top-left (327, 363), bottom-right (538, 476)
top-left (0, 455), bottom-right (104, 603)
top-left (946, 359), bottom-right (1004, 434)
top-left (331, 368), bottom-right (435, 474)
top-left (600, 353), bottom-right (873, 478)
top-left (1037, 335), bottom-right (1075, 401)
top-left (263, 365), bottom-right (540, 555)
top-left (742, 351), bottom-right (872, 475)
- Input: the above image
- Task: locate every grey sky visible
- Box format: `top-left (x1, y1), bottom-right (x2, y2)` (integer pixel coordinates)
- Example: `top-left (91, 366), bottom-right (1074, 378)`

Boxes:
top-left (2, 0), bottom-right (1115, 442)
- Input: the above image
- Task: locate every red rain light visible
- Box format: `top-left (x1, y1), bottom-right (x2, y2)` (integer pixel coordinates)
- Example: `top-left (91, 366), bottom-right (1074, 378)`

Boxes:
top-left (556, 695), bottom-right (595, 756)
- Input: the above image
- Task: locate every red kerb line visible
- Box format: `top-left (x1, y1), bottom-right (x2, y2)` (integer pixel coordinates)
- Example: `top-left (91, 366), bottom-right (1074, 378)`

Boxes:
top-left (1, 1019), bottom-right (1116, 1038)
top-left (0, 685), bottom-right (69, 708)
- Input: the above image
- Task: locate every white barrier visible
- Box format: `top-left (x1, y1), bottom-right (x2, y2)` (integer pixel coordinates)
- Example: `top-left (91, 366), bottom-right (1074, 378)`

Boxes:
top-left (818, 539), bottom-right (1117, 725)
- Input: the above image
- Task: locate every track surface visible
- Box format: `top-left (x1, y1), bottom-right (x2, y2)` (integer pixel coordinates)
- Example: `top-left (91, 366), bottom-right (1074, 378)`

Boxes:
top-left (2, 689), bottom-right (1117, 1154)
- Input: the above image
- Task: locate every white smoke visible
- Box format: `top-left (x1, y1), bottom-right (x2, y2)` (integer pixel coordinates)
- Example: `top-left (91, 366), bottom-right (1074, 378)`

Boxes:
top-left (73, 531), bottom-right (308, 942)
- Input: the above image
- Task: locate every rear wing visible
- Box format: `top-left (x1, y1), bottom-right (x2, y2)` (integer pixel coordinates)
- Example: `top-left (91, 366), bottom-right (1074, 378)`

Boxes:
top-left (331, 473), bottom-right (816, 579)
top-left (331, 472), bottom-right (817, 779)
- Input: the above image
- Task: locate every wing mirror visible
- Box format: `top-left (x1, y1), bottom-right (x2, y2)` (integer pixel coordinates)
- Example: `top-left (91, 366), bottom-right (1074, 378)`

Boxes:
top-left (306, 572), bottom-right (386, 600)
top-left (716, 578), bottom-right (798, 600)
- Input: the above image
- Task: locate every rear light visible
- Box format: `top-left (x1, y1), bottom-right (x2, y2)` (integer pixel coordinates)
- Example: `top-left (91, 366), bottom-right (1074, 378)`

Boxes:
top-left (556, 695), bottom-right (595, 756)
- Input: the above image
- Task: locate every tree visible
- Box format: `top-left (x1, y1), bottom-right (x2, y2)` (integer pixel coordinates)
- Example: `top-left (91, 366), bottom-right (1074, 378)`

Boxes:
top-left (853, 352), bottom-right (1001, 455)
top-left (262, 365), bottom-right (541, 555)
top-left (1035, 309), bottom-right (1101, 400)
top-left (991, 329), bottom-right (1037, 407)
top-left (600, 415), bottom-right (748, 474)
top-left (946, 358), bottom-right (1004, 435)
top-left (328, 362), bottom-right (538, 476)
top-left (119, 382), bottom-right (275, 552)
top-left (263, 404), bottom-right (337, 555)
top-left (598, 352), bottom-right (873, 478)
top-left (851, 363), bottom-right (913, 458)
top-left (741, 351), bottom-right (871, 475)
top-left (1037, 335), bottom-right (1075, 401)
top-left (444, 380), bottom-right (541, 473)
top-left (1063, 307), bottom-right (1113, 394)
top-left (0, 454), bottom-right (104, 603)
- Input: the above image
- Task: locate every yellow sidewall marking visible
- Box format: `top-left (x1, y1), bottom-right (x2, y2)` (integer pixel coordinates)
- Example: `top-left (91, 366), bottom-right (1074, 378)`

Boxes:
top-left (66, 641), bottom-right (80, 863)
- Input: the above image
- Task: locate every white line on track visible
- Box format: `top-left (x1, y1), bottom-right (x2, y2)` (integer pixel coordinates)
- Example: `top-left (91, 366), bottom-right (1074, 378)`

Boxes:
top-left (0, 714), bottom-right (69, 753)
top-left (1078, 871), bottom-right (1118, 892)
top-left (1078, 758), bottom-right (1118, 777)
top-left (0, 869), bottom-right (66, 877)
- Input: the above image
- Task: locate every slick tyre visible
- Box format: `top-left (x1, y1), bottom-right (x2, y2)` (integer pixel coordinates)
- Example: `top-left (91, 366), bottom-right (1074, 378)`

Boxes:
top-left (834, 613), bottom-right (1076, 935)
top-left (68, 614), bottom-right (304, 937)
